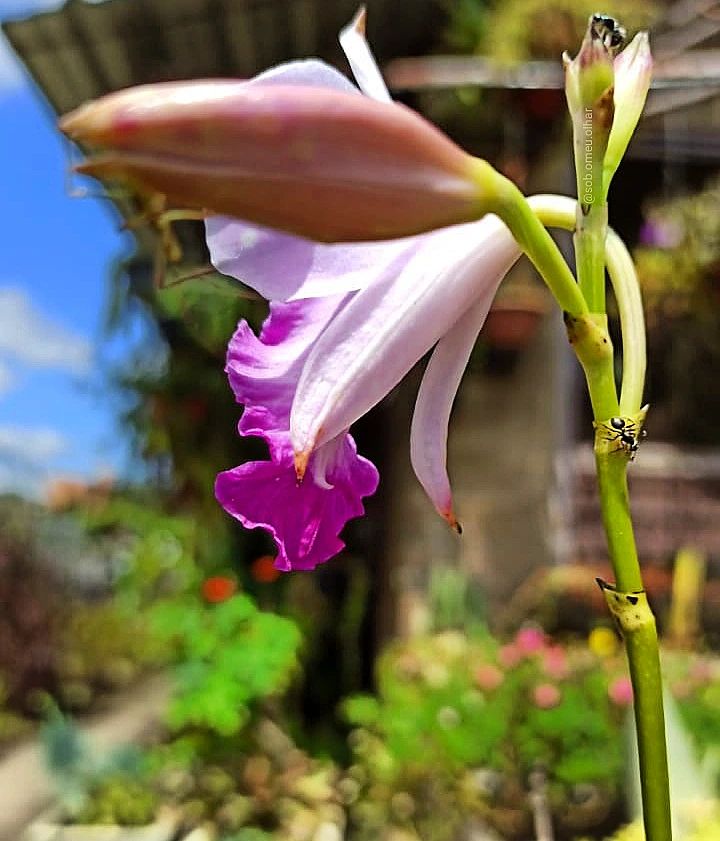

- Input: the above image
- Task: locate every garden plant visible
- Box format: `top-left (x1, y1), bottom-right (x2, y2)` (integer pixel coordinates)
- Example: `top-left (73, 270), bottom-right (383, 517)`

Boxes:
top-left (58, 8), bottom-right (672, 840)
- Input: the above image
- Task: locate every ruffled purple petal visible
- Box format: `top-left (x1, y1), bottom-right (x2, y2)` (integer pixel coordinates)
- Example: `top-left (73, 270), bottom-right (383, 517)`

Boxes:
top-left (219, 295), bottom-right (379, 570)
top-left (226, 293), bottom-right (349, 447)
top-left (215, 433), bottom-right (379, 571)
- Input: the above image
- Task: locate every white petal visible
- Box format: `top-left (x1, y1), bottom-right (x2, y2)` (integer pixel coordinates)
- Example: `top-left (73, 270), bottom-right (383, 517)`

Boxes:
top-left (410, 292), bottom-right (496, 529)
top-left (339, 7), bottom-right (392, 103)
top-left (290, 216), bottom-right (521, 455)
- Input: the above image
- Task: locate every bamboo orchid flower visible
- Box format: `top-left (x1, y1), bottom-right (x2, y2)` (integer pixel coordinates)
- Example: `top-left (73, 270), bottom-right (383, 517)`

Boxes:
top-left (205, 12), bottom-right (531, 570)
top-left (58, 12), bottom-right (581, 571)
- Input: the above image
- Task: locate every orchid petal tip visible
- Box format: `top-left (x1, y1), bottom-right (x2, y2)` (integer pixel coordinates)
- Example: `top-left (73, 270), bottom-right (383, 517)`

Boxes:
top-left (294, 449), bottom-right (310, 482)
top-left (444, 510), bottom-right (462, 534)
top-left (351, 5), bottom-right (367, 35)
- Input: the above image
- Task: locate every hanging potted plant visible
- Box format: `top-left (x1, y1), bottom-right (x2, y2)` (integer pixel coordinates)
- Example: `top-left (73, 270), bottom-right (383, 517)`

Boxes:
top-left (483, 279), bottom-right (551, 352)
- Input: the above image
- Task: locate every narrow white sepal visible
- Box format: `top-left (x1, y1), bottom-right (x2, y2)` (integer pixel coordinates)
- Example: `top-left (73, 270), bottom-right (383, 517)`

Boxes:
top-left (410, 290), bottom-right (498, 526)
top-left (339, 6), bottom-right (392, 103)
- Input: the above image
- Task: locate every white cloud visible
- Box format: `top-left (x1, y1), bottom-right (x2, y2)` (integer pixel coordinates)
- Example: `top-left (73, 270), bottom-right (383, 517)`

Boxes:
top-left (0, 424), bottom-right (68, 497)
top-left (0, 287), bottom-right (92, 374)
top-left (0, 33), bottom-right (25, 93)
top-left (0, 425), bottom-right (67, 460)
top-left (0, 360), bottom-right (15, 397)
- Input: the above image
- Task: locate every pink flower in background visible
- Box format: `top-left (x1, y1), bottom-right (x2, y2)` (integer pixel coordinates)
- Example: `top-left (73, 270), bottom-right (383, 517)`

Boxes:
top-left (499, 644), bottom-right (523, 669)
top-left (515, 626), bottom-right (546, 655)
top-left (533, 683), bottom-right (562, 709)
top-left (608, 676), bottom-right (634, 706)
top-left (542, 645), bottom-right (569, 680)
top-left (475, 664), bottom-right (505, 692)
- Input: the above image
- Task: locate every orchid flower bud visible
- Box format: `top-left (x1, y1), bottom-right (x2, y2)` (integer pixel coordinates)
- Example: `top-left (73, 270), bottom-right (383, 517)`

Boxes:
top-left (564, 14), bottom-right (619, 211)
top-left (60, 80), bottom-right (490, 243)
top-left (603, 32), bottom-right (652, 194)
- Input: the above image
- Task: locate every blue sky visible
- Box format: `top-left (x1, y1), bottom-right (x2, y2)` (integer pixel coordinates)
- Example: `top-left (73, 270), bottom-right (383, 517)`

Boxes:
top-left (0, 0), bottom-right (139, 497)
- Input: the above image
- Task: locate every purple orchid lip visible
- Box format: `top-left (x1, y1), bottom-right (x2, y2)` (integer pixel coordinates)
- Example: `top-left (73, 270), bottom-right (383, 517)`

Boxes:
top-left (60, 81), bottom-right (486, 243)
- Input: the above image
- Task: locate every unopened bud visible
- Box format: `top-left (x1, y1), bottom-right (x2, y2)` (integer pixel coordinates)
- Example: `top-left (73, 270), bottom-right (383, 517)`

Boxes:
top-left (60, 80), bottom-right (489, 243)
top-left (603, 32), bottom-right (652, 194)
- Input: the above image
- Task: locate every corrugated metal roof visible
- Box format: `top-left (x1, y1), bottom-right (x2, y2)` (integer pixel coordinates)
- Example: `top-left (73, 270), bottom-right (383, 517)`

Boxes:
top-left (3, 0), bottom-right (442, 115)
top-left (2, 0), bottom-right (443, 254)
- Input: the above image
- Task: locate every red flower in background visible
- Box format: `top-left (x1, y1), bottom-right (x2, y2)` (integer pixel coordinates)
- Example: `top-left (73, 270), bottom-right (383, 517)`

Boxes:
top-left (251, 555), bottom-right (282, 584)
top-left (202, 575), bottom-right (237, 603)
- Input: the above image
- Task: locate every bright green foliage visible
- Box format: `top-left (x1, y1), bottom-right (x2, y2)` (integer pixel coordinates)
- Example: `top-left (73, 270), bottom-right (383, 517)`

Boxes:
top-left (443, 0), bottom-right (656, 62)
top-left (151, 593), bottom-right (301, 736)
top-left (653, 651), bottom-right (720, 787)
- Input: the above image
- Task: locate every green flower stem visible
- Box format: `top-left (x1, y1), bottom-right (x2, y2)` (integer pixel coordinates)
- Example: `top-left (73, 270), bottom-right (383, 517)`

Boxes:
top-left (526, 196), bottom-right (647, 417)
top-left (471, 162), bottom-right (588, 319)
top-left (575, 201), bottom-right (609, 313)
top-left (600, 582), bottom-right (671, 841)
top-left (496, 189), bottom-right (671, 841)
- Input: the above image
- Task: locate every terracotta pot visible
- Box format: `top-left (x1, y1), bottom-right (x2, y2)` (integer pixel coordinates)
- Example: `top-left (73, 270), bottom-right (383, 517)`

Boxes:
top-left (484, 290), bottom-right (549, 351)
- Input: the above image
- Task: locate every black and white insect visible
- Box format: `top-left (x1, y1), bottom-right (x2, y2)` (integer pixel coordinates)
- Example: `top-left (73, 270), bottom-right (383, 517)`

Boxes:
top-left (598, 416), bottom-right (646, 459)
top-left (590, 13), bottom-right (626, 53)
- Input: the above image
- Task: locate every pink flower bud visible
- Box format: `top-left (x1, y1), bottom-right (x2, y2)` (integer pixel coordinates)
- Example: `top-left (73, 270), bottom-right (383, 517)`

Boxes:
top-left (608, 676), bottom-right (634, 706)
top-left (59, 80), bottom-right (486, 243)
top-left (533, 683), bottom-right (562, 709)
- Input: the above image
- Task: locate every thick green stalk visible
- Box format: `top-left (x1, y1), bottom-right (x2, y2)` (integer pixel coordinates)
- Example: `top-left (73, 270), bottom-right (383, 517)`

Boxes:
top-left (575, 201), bottom-right (609, 312)
top-left (500, 191), bottom-right (672, 841)
top-left (600, 577), bottom-right (671, 841)
top-left (570, 250), bottom-right (671, 841)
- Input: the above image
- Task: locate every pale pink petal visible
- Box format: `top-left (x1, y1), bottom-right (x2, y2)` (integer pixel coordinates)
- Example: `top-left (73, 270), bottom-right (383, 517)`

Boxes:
top-left (206, 217), bottom-right (418, 302)
top-left (251, 58), bottom-right (359, 94)
top-left (290, 216), bottom-right (521, 457)
top-left (409, 286), bottom-right (501, 530)
top-left (226, 294), bottom-right (349, 451)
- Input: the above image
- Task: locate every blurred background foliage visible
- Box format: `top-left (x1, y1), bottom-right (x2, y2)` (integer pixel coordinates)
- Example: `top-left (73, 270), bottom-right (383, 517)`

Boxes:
top-left (633, 177), bottom-right (720, 443)
top-left (444, 0), bottom-right (657, 62)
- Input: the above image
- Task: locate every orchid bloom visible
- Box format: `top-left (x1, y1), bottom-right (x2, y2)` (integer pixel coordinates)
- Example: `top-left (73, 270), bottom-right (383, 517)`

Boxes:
top-left (59, 12), bottom-right (641, 573)
top-left (205, 11), bottom-right (536, 570)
